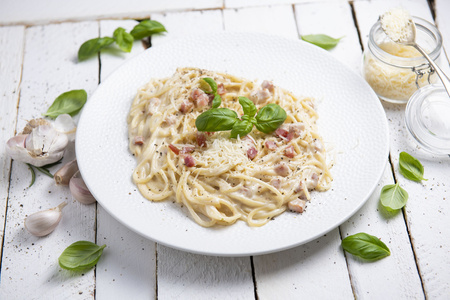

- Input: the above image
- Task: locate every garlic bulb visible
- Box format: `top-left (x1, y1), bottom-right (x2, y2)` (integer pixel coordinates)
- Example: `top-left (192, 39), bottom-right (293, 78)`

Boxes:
top-left (54, 159), bottom-right (78, 185)
top-left (6, 124), bottom-right (68, 167)
top-left (69, 171), bottom-right (96, 204)
top-left (24, 202), bottom-right (68, 237)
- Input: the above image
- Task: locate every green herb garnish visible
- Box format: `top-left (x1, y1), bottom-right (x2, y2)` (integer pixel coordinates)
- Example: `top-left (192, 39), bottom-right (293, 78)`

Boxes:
top-left (59, 241), bottom-right (106, 271)
top-left (399, 152), bottom-right (427, 182)
top-left (43, 89), bottom-right (87, 119)
top-left (26, 158), bottom-right (63, 187)
top-left (380, 183), bottom-right (409, 211)
top-left (113, 27), bottom-right (134, 52)
top-left (341, 232), bottom-right (390, 261)
top-left (195, 92), bottom-right (286, 138)
top-left (301, 34), bottom-right (342, 50)
top-left (130, 20), bottom-right (167, 40)
top-left (78, 20), bottom-right (167, 61)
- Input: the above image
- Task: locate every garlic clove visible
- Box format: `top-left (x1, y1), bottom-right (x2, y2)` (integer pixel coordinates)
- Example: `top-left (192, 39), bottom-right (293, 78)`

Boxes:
top-left (24, 201), bottom-right (68, 237)
top-left (69, 171), bottom-right (96, 204)
top-left (21, 118), bottom-right (50, 135)
top-left (54, 114), bottom-right (77, 142)
top-left (54, 159), bottom-right (78, 185)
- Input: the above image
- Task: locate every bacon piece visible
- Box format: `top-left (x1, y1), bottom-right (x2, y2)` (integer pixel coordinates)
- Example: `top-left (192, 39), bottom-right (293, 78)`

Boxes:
top-left (288, 199), bottom-right (306, 213)
top-left (196, 132), bottom-right (207, 147)
top-left (168, 144), bottom-right (180, 155)
top-left (284, 145), bottom-right (296, 158)
top-left (261, 80), bottom-right (274, 93)
top-left (274, 163), bottom-right (289, 177)
top-left (217, 83), bottom-right (226, 95)
top-left (270, 178), bottom-right (281, 189)
top-left (275, 128), bottom-right (289, 139)
top-left (184, 155), bottom-right (196, 167)
top-left (133, 136), bottom-right (144, 145)
top-left (180, 101), bottom-right (193, 114)
top-left (265, 140), bottom-right (277, 151)
top-left (190, 88), bottom-right (203, 101)
top-left (247, 147), bottom-right (257, 160)
top-left (196, 93), bottom-right (210, 107)
top-left (286, 124), bottom-right (304, 141)
top-left (146, 97), bottom-right (160, 115)
top-left (305, 173), bottom-right (319, 190)
top-left (190, 88), bottom-right (209, 107)
top-left (250, 89), bottom-right (271, 104)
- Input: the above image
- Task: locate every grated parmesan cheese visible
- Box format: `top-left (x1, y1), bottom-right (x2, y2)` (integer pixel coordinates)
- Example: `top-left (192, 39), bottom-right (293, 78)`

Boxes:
top-left (380, 8), bottom-right (414, 44)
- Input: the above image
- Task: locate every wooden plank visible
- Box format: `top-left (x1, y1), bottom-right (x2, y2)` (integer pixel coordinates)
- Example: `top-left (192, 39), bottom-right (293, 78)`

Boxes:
top-left (223, 5), bottom-right (298, 39)
top-left (435, 0), bottom-right (450, 65)
top-left (0, 0), bottom-right (223, 26)
top-left (224, 4), bottom-right (353, 299)
top-left (151, 9), bottom-right (224, 47)
top-left (95, 19), bottom-right (157, 300)
top-left (148, 10), bottom-right (255, 299)
top-left (0, 25), bottom-right (24, 263)
top-left (354, 0), bottom-right (450, 298)
top-left (157, 247), bottom-right (254, 300)
top-left (225, 0), bottom-right (328, 9)
top-left (0, 21), bottom-right (99, 299)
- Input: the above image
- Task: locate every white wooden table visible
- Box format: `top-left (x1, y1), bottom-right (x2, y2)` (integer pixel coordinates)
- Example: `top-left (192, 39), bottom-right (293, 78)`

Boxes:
top-left (1, 0), bottom-right (449, 299)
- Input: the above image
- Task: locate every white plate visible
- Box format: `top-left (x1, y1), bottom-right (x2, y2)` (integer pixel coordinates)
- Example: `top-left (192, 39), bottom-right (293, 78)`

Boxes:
top-left (76, 32), bottom-right (389, 256)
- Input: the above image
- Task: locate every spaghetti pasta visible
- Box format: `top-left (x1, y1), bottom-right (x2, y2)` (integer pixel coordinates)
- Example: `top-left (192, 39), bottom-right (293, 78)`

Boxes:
top-left (127, 67), bottom-right (332, 227)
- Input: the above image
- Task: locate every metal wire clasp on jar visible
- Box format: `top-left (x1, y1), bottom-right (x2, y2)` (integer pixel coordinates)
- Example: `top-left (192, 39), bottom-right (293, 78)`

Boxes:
top-left (362, 17), bottom-right (442, 104)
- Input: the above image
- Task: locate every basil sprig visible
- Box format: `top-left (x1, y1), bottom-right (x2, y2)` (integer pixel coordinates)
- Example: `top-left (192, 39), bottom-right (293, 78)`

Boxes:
top-left (341, 232), bottom-right (390, 261)
top-left (201, 77), bottom-right (222, 108)
top-left (399, 152), bottom-right (427, 182)
top-left (380, 183), bottom-right (409, 211)
top-left (195, 95), bottom-right (286, 138)
top-left (78, 20), bottom-right (167, 61)
top-left (113, 27), bottom-right (134, 52)
top-left (43, 89), bottom-right (87, 119)
top-left (130, 20), bottom-right (167, 40)
top-left (59, 241), bottom-right (106, 271)
top-left (301, 34), bottom-right (342, 50)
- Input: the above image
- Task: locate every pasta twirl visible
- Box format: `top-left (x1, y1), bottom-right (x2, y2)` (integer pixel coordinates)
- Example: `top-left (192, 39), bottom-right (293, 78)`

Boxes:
top-left (127, 67), bottom-right (332, 227)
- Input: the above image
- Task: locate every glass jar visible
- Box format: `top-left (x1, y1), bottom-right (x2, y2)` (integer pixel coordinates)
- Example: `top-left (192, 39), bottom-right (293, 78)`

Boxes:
top-left (362, 17), bottom-right (443, 104)
top-left (405, 84), bottom-right (450, 154)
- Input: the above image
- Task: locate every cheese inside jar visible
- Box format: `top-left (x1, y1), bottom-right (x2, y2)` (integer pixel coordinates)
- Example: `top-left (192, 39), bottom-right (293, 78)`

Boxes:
top-left (362, 16), bottom-right (443, 104)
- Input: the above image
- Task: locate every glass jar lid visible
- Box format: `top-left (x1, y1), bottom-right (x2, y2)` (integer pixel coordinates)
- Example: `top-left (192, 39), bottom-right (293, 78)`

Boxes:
top-left (405, 84), bottom-right (450, 154)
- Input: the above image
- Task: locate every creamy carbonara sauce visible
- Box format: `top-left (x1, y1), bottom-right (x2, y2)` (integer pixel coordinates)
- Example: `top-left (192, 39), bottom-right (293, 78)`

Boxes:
top-left (127, 67), bottom-right (332, 227)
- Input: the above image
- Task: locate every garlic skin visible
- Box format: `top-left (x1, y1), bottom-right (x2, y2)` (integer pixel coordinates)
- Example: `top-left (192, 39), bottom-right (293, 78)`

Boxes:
top-left (6, 124), bottom-right (68, 167)
top-left (53, 114), bottom-right (77, 142)
top-left (24, 202), bottom-right (68, 237)
top-left (54, 159), bottom-right (78, 185)
top-left (69, 171), bottom-right (96, 204)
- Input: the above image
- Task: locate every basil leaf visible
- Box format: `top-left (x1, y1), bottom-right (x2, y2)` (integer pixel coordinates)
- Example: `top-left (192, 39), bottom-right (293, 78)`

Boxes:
top-left (195, 108), bottom-right (238, 132)
top-left (255, 103), bottom-right (287, 133)
top-left (43, 89), bottom-right (87, 119)
top-left (212, 94), bottom-right (221, 108)
top-left (59, 241), bottom-right (106, 271)
top-left (202, 77), bottom-right (218, 94)
top-left (341, 232), bottom-right (390, 261)
top-left (399, 152), bottom-right (427, 182)
top-left (130, 20), bottom-right (167, 40)
top-left (78, 37), bottom-right (115, 61)
top-left (239, 97), bottom-right (257, 117)
top-left (230, 120), bottom-right (254, 139)
top-left (380, 183), bottom-right (408, 211)
top-left (301, 34), bottom-right (342, 50)
top-left (113, 27), bottom-right (134, 52)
